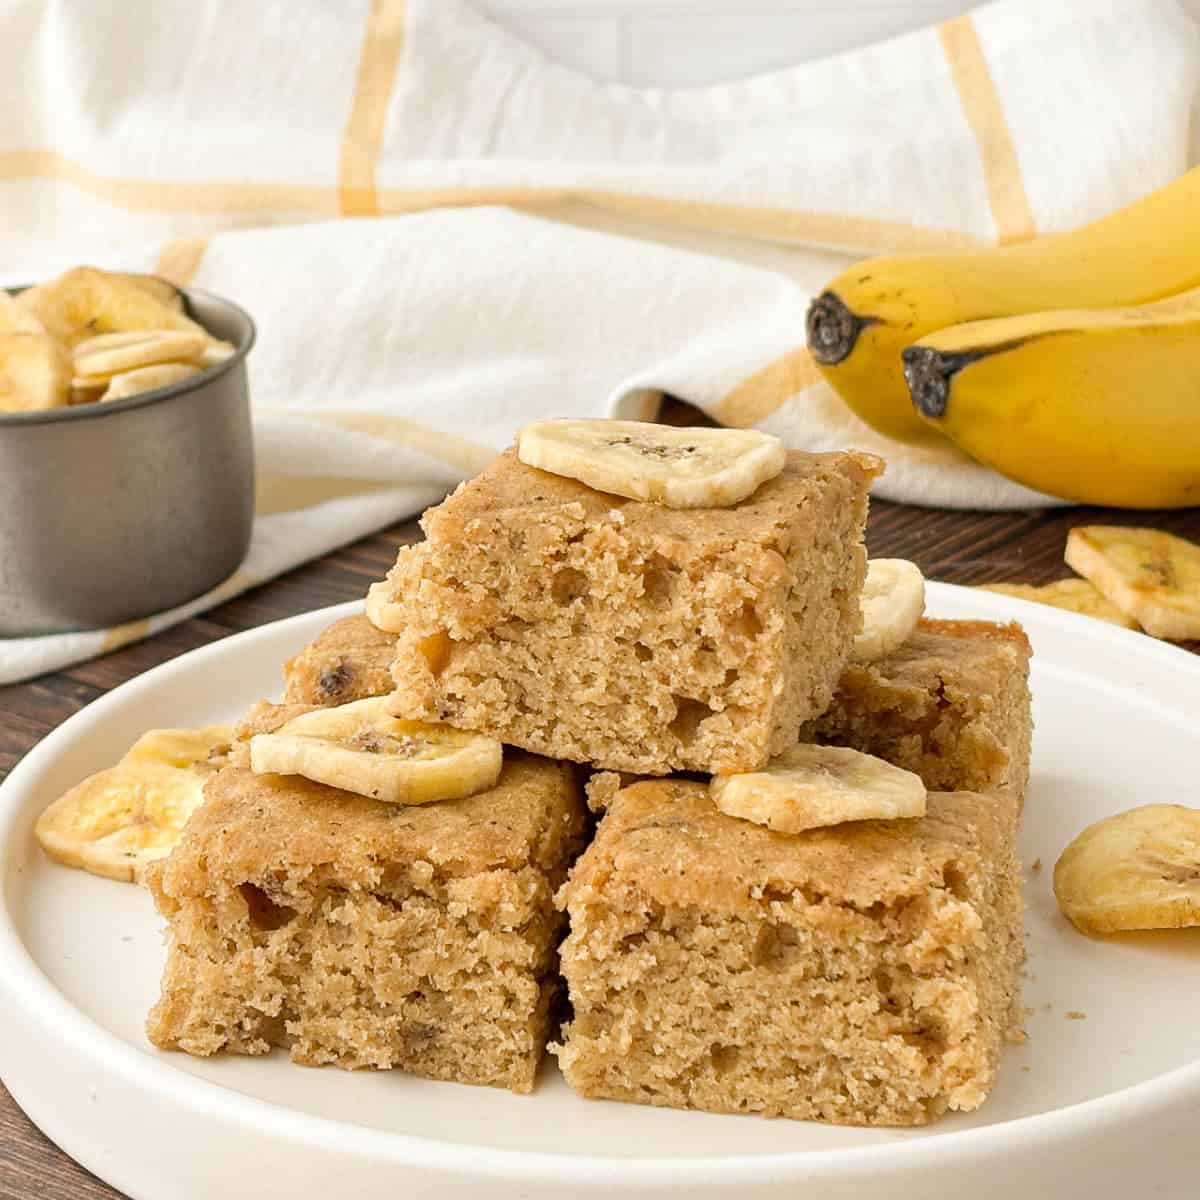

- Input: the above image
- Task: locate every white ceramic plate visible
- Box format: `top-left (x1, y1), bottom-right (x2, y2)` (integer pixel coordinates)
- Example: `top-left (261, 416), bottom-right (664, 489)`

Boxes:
top-left (3, 588), bottom-right (1200, 1200)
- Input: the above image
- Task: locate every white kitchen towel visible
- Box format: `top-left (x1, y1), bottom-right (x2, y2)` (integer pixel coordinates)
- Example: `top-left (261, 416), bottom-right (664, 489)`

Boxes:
top-left (1, 0), bottom-right (1198, 683)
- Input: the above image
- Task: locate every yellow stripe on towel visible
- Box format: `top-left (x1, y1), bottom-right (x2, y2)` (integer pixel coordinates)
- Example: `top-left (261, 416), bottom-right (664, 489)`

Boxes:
top-left (0, 151), bottom-right (339, 216)
top-left (938, 16), bottom-right (1037, 245)
top-left (1, 151), bottom-right (980, 257)
top-left (710, 347), bottom-right (823, 429)
top-left (154, 237), bottom-right (210, 287)
top-left (98, 569), bottom-right (259, 655)
top-left (376, 187), bottom-right (984, 256)
top-left (98, 616), bottom-right (156, 657)
top-left (339, 0), bottom-right (407, 217)
top-left (302, 411), bottom-right (497, 476)
top-left (255, 473), bottom-right (401, 518)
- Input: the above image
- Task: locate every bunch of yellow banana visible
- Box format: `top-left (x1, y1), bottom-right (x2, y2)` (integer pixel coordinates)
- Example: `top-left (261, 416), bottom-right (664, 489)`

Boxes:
top-left (902, 287), bottom-right (1200, 508)
top-left (806, 167), bottom-right (1200, 508)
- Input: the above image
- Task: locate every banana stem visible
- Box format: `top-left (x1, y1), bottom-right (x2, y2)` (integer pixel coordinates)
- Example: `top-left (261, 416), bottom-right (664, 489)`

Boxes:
top-left (903, 346), bottom-right (986, 418)
top-left (806, 292), bottom-right (876, 365)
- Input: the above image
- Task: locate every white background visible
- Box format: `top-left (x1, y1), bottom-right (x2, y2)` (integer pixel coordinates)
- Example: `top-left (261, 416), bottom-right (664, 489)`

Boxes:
top-left (477, 0), bottom-right (1200, 87)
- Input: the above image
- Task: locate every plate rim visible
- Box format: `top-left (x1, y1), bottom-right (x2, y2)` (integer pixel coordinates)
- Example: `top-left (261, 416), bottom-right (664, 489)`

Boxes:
top-left (3, 587), bottom-right (1200, 1188)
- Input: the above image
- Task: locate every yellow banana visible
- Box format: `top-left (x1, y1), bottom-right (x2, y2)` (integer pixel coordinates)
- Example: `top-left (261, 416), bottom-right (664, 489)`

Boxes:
top-left (806, 167), bottom-right (1200, 445)
top-left (902, 286), bottom-right (1200, 509)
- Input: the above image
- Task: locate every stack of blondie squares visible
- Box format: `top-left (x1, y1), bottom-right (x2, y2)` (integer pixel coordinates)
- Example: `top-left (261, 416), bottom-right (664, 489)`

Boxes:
top-left (147, 421), bottom-right (1032, 1127)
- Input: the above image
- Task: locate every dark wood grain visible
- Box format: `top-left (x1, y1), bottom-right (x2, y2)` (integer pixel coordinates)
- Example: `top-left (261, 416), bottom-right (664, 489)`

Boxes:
top-left (3, 498), bottom-right (1200, 1200)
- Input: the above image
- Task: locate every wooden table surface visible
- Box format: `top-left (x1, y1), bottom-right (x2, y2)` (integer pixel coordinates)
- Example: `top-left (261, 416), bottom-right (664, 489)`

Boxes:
top-left (3, 497), bottom-right (1199, 1200)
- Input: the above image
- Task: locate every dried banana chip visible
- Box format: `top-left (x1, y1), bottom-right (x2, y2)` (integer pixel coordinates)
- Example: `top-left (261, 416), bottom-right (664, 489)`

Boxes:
top-left (198, 338), bottom-right (236, 367)
top-left (111, 272), bottom-right (185, 312)
top-left (852, 559), bottom-right (926, 662)
top-left (36, 764), bottom-right (205, 884)
top-left (17, 266), bottom-right (206, 349)
top-left (0, 332), bottom-right (71, 413)
top-left (1054, 804), bottom-right (1200, 935)
top-left (1065, 526), bottom-right (1200, 640)
top-left (35, 724), bottom-right (232, 884)
top-left (979, 578), bottom-right (1138, 629)
top-left (364, 580), bottom-right (406, 633)
top-left (74, 329), bottom-right (207, 382)
top-left (0, 290), bottom-right (46, 335)
top-left (123, 724), bottom-right (234, 772)
top-left (70, 380), bottom-right (106, 405)
top-left (517, 418), bottom-right (786, 508)
top-left (12, 283), bottom-right (58, 335)
top-left (711, 743), bottom-right (927, 834)
top-left (249, 696), bottom-right (502, 805)
top-left (101, 362), bottom-right (201, 402)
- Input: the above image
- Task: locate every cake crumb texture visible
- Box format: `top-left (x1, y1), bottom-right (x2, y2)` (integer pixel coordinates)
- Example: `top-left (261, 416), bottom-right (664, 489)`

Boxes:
top-left (556, 779), bottom-right (1023, 1125)
top-left (804, 618), bottom-right (1032, 804)
top-left (146, 755), bottom-right (586, 1093)
top-left (385, 449), bottom-right (879, 775)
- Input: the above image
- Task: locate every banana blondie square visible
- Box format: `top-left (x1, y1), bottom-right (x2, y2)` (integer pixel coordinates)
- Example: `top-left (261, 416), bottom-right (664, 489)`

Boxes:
top-left (804, 618), bottom-right (1032, 804)
top-left (283, 614), bottom-right (396, 706)
top-left (146, 754), bottom-right (586, 1093)
top-left (556, 778), bottom-right (1023, 1126)
top-left (377, 448), bottom-right (881, 775)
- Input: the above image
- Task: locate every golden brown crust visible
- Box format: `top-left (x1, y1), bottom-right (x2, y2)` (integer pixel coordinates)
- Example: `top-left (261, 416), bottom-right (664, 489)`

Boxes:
top-left (564, 779), bottom-right (1017, 915)
top-left (161, 755), bottom-right (583, 894)
top-left (853, 619), bottom-right (1029, 701)
top-left (914, 617), bottom-right (1031, 653)
top-left (283, 616), bottom-right (397, 706)
top-left (424, 447), bottom-right (882, 552)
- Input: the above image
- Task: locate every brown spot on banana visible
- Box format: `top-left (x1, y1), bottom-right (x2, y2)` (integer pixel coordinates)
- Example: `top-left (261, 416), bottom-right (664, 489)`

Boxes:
top-left (805, 291), bottom-right (880, 365)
